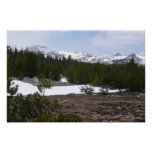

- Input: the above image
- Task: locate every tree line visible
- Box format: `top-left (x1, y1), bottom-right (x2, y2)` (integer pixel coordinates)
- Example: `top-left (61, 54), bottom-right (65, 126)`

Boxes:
top-left (7, 46), bottom-right (145, 92)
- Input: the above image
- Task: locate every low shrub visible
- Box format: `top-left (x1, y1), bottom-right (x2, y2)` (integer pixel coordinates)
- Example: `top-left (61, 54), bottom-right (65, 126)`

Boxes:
top-left (80, 85), bottom-right (94, 95)
top-left (7, 93), bottom-right (83, 122)
top-left (99, 87), bottom-right (109, 95)
top-left (7, 93), bottom-right (61, 122)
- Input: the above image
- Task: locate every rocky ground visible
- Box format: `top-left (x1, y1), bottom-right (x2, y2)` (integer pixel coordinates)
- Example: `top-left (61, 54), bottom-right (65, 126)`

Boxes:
top-left (47, 93), bottom-right (145, 122)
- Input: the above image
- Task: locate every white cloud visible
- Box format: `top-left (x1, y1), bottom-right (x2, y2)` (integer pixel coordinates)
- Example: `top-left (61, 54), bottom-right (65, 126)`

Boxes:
top-left (90, 31), bottom-right (145, 50)
top-left (7, 31), bottom-right (70, 49)
top-left (7, 31), bottom-right (51, 49)
top-left (139, 51), bottom-right (145, 56)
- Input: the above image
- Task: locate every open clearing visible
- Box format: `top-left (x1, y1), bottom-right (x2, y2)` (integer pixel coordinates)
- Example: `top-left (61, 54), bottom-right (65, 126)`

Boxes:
top-left (12, 79), bottom-right (145, 122)
top-left (47, 93), bottom-right (145, 122)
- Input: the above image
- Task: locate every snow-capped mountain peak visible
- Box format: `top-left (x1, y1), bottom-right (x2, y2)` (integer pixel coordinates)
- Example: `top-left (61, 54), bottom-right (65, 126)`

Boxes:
top-left (113, 53), bottom-right (122, 56)
top-left (110, 53), bottom-right (126, 61)
top-left (58, 50), bottom-right (94, 62)
top-left (28, 45), bottom-right (58, 54)
top-left (27, 45), bottom-right (145, 65)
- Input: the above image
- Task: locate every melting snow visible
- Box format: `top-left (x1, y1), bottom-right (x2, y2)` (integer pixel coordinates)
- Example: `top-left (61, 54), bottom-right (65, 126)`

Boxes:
top-left (60, 77), bottom-right (68, 83)
top-left (12, 80), bottom-right (119, 96)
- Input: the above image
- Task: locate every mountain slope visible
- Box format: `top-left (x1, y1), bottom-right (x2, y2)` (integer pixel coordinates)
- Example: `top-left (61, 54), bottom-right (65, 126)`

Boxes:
top-left (27, 45), bottom-right (145, 65)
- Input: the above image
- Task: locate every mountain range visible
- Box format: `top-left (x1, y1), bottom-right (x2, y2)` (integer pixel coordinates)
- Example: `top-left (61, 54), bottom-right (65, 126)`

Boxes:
top-left (27, 45), bottom-right (145, 65)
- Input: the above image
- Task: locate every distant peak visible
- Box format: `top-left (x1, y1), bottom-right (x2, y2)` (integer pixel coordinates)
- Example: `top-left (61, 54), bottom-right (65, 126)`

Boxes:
top-left (113, 53), bottom-right (121, 56)
top-left (32, 45), bottom-right (47, 48)
top-left (128, 53), bottom-right (136, 57)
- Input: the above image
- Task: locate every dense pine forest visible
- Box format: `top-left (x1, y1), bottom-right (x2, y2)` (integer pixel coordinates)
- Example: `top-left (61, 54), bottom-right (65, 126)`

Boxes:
top-left (7, 46), bottom-right (145, 92)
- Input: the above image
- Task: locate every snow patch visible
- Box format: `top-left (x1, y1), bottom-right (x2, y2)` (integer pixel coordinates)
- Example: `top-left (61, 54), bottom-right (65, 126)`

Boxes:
top-left (12, 80), bottom-right (119, 96)
top-left (60, 77), bottom-right (68, 83)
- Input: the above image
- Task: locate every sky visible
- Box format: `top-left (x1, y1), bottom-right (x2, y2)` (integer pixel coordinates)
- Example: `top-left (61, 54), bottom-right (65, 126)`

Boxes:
top-left (7, 31), bottom-right (145, 56)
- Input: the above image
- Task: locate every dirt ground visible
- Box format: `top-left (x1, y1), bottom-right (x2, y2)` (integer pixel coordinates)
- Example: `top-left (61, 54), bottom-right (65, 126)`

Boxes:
top-left (47, 93), bottom-right (145, 122)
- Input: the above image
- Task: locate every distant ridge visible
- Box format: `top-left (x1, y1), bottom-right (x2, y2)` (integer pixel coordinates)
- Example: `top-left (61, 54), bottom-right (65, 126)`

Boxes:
top-left (27, 45), bottom-right (145, 65)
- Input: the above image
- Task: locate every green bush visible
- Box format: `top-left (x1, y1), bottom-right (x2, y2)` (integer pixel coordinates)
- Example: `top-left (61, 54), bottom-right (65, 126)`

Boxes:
top-left (7, 93), bottom-right (61, 122)
top-left (99, 87), bottom-right (109, 95)
top-left (7, 93), bottom-right (83, 122)
top-left (80, 85), bottom-right (94, 95)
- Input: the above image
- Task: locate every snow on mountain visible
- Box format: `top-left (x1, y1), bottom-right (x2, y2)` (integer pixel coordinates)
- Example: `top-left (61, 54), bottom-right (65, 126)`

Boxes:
top-left (112, 53), bottom-right (145, 65)
top-left (110, 53), bottom-right (126, 60)
top-left (28, 45), bottom-right (51, 53)
top-left (136, 54), bottom-right (145, 65)
top-left (59, 50), bottom-right (92, 58)
top-left (47, 51), bottom-right (64, 58)
top-left (27, 45), bottom-right (145, 65)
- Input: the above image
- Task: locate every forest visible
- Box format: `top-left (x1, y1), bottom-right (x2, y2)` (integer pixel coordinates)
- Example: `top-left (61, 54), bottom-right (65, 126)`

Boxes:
top-left (7, 46), bottom-right (145, 92)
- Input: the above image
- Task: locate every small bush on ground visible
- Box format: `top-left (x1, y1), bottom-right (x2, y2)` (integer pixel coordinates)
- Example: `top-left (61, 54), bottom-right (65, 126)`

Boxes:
top-left (118, 89), bottom-right (125, 94)
top-left (80, 85), bottom-right (94, 95)
top-left (37, 73), bottom-right (51, 96)
top-left (7, 77), bottom-right (18, 96)
top-left (99, 87), bottom-right (109, 95)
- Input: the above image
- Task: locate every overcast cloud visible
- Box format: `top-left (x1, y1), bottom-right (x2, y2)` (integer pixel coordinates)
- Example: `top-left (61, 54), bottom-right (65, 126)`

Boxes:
top-left (7, 31), bottom-right (51, 48)
top-left (90, 31), bottom-right (145, 50)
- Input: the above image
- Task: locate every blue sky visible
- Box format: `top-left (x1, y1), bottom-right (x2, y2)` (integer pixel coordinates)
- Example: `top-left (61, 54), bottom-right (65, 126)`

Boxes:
top-left (7, 31), bottom-right (145, 56)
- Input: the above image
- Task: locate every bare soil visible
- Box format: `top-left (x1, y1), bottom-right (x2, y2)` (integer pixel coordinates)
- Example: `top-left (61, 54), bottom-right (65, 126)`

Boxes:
top-left (47, 93), bottom-right (145, 122)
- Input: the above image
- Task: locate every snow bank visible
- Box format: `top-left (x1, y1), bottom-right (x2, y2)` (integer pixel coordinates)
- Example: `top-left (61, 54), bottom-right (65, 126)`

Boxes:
top-left (60, 77), bottom-right (68, 83)
top-left (12, 80), bottom-right (39, 95)
top-left (12, 80), bottom-right (119, 96)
